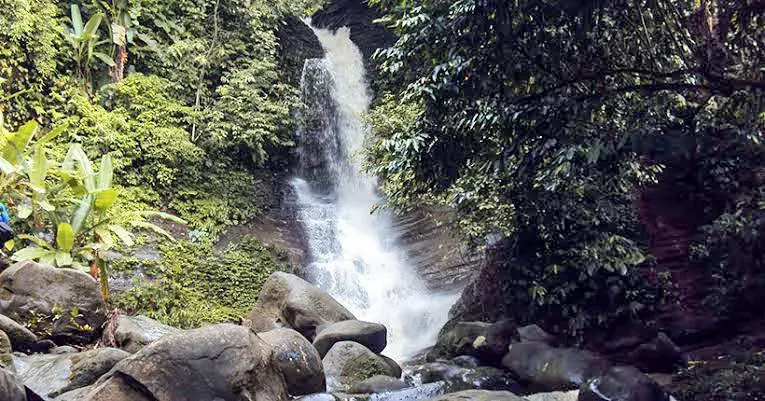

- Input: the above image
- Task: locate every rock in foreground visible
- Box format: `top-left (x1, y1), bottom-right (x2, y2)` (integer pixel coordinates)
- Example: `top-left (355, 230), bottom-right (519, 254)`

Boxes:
top-left (323, 341), bottom-right (399, 391)
top-left (112, 315), bottom-right (179, 353)
top-left (0, 367), bottom-right (26, 401)
top-left (248, 272), bottom-right (355, 340)
top-left (426, 389), bottom-right (524, 401)
top-left (502, 342), bottom-right (610, 391)
top-left (0, 261), bottom-right (106, 344)
top-left (313, 320), bottom-right (387, 357)
top-left (84, 324), bottom-right (288, 401)
top-left (260, 328), bottom-right (326, 396)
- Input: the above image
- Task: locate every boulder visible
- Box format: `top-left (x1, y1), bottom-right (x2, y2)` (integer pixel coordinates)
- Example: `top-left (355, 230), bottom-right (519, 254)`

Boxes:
top-left (526, 391), bottom-right (580, 401)
top-left (0, 367), bottom-right (26, 401)
top-left (0, 261), bottom-right (106, 344)
top-left (259, 328), bottom-right (326, 396)
top-left (83, 324), bottom-right (288, 401)
top-left (425, 389), bottom-right (524, 401)
top-left (0, 314), bottom-right (37, 351)
top-left (52, 386), bottom-right (93, 401)
top-left (322, 341), bottom-right (398, 391)
top-left (628, 333), bottom-right (686, 373)
top-left (518, 325), bottom-right (558, 346)
top-left (248, 272), bottom-right (355, 340)
top-left (408, 362), bottom-right (519, 393)
top-left (113, 315), bottom-right (179, 353)
top-left (578, 366), bottom-right (669, 401)
top-left (501, 342), bottom-right (610, 392)
top-left (49, 348), bottom-right (130, 397)
top-left (429, 320), bottom-right (517, 366)
top-left (379, 354), bottom-right (403, 379)
top-left (347, 375), bottom-right (410, 394)
top-left (50, 346), bottom-right (78, 355)
top-left (13, 347), bottom-right (129, 398)
top-left (313, 320), bottom-right (387, 357)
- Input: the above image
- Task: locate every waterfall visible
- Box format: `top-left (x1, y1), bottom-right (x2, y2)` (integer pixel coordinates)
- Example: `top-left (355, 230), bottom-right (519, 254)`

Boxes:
top-left (291, 25), bottom-right (457, 361)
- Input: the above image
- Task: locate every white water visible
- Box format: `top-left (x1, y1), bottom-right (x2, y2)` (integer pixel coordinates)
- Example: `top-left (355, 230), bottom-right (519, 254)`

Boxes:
top-left (291, 25), bottom-right (457, 361)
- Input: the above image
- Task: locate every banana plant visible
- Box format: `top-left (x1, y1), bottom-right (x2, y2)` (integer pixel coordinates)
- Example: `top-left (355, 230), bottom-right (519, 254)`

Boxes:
top-left (95, 0), bottom-right (157, 82)
top-left (66, 4), bottom-right (114, 89)
top-left (2, 116), bottom-right (185, 302)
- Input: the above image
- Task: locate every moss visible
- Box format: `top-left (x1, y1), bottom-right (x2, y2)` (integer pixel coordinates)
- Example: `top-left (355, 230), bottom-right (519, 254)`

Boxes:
top-left (669, 350), bottom-right (765, 401)
top-left (114, 236), bottom-right (286, 329)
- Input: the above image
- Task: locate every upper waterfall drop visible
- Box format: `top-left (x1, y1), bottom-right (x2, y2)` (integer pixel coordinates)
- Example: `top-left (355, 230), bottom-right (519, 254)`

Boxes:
top-left (291, 24), bottom-right (458, 361)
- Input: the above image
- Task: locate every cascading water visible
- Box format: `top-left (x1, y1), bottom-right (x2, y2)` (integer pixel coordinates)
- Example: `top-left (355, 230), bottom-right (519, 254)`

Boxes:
top-left (292, 24), bottom-right (457, 361)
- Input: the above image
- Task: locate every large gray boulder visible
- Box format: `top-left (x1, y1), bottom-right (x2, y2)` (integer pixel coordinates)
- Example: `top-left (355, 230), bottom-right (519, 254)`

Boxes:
top-left (259, 328), bottom-right (326, 396)
top-left (0, 330), bottom-right (12, 371)
top-left (13, 347), bottom-right (129, 399)
top-left (0, 261), bottom-right (107, 344)
top-left (425, 389), bottom-right (524, 401)
top-left (313, 320), bottom-right (387, 357)
top-left (408, 361), bottom-right (519, 393)
top-left (84, 324), bottom-right (288, 401)
top-left (247, 272), bottom-right (355, 340)
top-left (0, 314), bottom-right (38, 351)
top-left (501, 342), bottom-right (610, 392)
top-left (578, 366), bottom-right (669, 401)
top-left (322, 341), bottom-right (398, 391)
top-left (113, 315), bottom-right (179, 353)
top-left (0, 367), bottom-right (26, 401)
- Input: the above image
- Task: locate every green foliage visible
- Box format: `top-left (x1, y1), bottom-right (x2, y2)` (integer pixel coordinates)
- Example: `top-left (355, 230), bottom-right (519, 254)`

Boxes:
top-left (0, 0), bottom-right (67, 125)
top-left (65, 4), bottom-right (114, 86)
top-left (369, 0), bottom-right (764, 335)
top-left (114, 237), bottom-right (285, 328)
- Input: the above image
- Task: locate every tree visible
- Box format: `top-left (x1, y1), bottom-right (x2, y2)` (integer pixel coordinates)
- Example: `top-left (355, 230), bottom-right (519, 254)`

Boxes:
top-left (368, 0), bottom-right (764, 335)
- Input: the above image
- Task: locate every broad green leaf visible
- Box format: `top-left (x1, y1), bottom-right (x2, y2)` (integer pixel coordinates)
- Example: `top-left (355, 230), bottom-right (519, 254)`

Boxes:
top-left (0, 157), bottom-right (15, 174)
top-left (138, 211), bottom-right (187, 224)
top-left (109, 224), bottom-right (134, 247)
top-left (98, 154), bottom-right (113, 190)
top-left (94, 188), bottom-right (119, 211)
top-left (71, 4), bottom-right (84, 36)
top-left (39, 252), bottom-right (56, 266)
top-left (56, 223), bottom-right (75, 251)
top-left (1, 121), bottom-right (39, 163)
top-left (37, 200), bottom-right (55, 212)
top-left (3, 239), bottom-right (14, 251)
top-left (12, 247), bottom-right (54, 262)
top-left (37, 123), bottom-right (69, 147)
top-left (55, 251), bottom-right (73, 267)
top-left (83, 13), bottom-right (104, 38)
top-left (30, 146), bottom-right (47, 188)
top-left (71, 195), bottom-right (94, 234)
top-left (63, 145), bottom-right (95, 192)
top-left (93, 52), bottom-right (116, 67)
top-left (132, 221), bottom-right (175, 241)
top-left (16, 234), bottom-right (53, 249)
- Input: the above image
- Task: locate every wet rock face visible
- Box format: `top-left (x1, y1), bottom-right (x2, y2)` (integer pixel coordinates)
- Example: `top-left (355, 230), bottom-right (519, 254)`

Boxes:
top-left (0, 261), bottom-right (106, 344)
top-left (0, 315), bottom-right (38, 352)
top-left (248, 272), bottom-right (356, 340)
top-left (429, 320), bottom-right (517, 366)
top-left (313, 320), bottom-right (387, 357)
top-left (277, 15), bottom-right (325, 86)
top-left (84, 324), bottom-right (288, 401)
top-left (260, 328), bottom-right (326, 396)
top-left (501, 342), bottom-right (611, 392)
top-left (13, 347), bottom-right (129, 399)
top-left (408, 360), bottom-right (520, 394)
top-left (579, 366), bottom-right (670, 401)
top-left (311, 0), bottom-right (396, 63)
top-left (425, 389), bottom-right (525, 401)
top-left (347, 375), bottom-right (410, 394)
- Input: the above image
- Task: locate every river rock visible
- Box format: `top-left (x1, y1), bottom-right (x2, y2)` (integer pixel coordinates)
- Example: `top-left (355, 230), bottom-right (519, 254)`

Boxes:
top-left (430, 320), bottom-right (517, 366)
top-left (628, 333), bottom-right (685, 373)
top-left (49, 348), bottom-right (130, 398)
top-left (322, 341), bottom-right (398, 391)
top-left (83, 324), bottom-right (288, 401)
top-left (13, 347), bottom-right (128, 398)
top-left (53, 386), bottom-right (92, 401)
top-left (526, 391), bottom-right (580, 401)
top-left (248, 272), bottom-right (355, 340)
top-left (113, 315), bottom-right (179, 353)
top-left (0, 261), bottom-right (106, 344)
top-left (347, 375), bottom-right (410, 394)
top-left (517, 324), bottom-right (558, 346)
top-left (0, 314), bottom-right (37, 351)
top-left (50, 346), bottom-right (78, 355)
top-left (425, 389), bottom-right (524, 401)
top-left (578, 366), bottom-right (669, 401)
top-left (379, 354), bottom-right (403, 379)
top-left (501, 342), bottom-right (610, 392)
top-left (259, 327), bottom-right (326, 395)
top-left (0, 367), bottom-right (26, 401)
top-left (408, 362), bottom-right (519, 393)
top-left (314, 320), bottom-right (387, 357)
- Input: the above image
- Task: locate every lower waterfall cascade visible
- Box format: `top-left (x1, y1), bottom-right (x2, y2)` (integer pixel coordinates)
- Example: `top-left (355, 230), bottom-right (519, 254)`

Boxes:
top-left (290, 24), bottom-right (458, 361)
